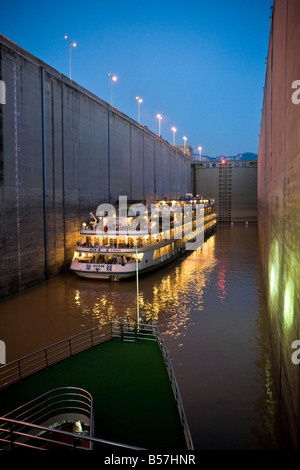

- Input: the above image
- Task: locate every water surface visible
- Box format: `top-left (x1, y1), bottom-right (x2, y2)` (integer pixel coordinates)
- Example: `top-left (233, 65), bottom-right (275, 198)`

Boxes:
top-left (0, 223), bottom-right (284, 449)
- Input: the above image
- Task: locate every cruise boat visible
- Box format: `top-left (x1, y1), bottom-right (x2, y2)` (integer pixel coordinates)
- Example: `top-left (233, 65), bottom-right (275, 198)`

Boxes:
top-left (69, 195), bottom-right (217, 281)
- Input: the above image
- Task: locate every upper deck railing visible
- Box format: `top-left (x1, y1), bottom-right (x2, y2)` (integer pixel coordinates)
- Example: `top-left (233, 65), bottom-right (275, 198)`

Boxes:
top-left (0, 319), bottom-right (194, 450)
top-left (0, 386), bottom-right (95, 450)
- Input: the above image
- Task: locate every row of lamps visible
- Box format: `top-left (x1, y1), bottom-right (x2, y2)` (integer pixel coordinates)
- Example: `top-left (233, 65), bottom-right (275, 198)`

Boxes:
top-left (65, 36), bottom-right (202, 157)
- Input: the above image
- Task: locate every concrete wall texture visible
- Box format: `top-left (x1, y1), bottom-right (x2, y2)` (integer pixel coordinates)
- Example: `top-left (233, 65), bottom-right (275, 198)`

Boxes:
top-left (192, 161), bottom-right (257, 222)
top-left (0, 35), bottom-right (191, 298)
top-left (258, 0), bottom-right (300, 449)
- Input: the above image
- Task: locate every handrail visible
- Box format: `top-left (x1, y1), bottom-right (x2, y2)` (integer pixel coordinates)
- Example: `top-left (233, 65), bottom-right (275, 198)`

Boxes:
top-left (113, 319), bottom-right (194, 450)
top-left (0, 386), bottom-right (94, 450)
top-left (149, 319), bottom-right (194, 451)
top-left (0, 322), bottom-right (113, 389)
top-left (2, 386), bottom-right (92, 421)
top-left (0, 417), bottom-right (146, 450)
top-left (0, 319), bottom-right (193, 450)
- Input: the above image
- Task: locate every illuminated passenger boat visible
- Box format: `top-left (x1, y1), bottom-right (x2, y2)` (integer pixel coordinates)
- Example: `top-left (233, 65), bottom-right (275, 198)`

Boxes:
top-left (69, 195), bottom-right (217, 281)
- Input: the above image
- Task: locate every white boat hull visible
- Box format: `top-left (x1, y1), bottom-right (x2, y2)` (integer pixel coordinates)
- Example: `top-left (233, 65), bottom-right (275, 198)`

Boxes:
top-left (70, 223), bottom-right (217, 281)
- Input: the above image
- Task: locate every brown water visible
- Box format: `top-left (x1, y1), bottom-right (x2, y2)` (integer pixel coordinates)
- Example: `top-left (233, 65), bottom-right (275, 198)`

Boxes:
top-left (0, 223), bottom-right (285, 450)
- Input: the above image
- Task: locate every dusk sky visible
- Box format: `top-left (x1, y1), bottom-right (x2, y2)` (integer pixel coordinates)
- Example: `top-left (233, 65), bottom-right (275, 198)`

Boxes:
top-left (1, 0), bottom-right (272, 157)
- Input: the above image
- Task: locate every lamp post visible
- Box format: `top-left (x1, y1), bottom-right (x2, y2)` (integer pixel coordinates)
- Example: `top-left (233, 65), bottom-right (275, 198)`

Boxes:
top-left (64, 35), bottom-right (77, 80)
top-left (183, 136), bottom-right (187, 153)
top-left (156, 114), bottom-right (162, 136)
top-left (171, 127), bottom-right (177, 146)
top-left (136, 96), bottom-right (143, 123)
top-left (198, 146), bottom-right (202, 161)
top-left (108, 73), bottom-right (117, 106)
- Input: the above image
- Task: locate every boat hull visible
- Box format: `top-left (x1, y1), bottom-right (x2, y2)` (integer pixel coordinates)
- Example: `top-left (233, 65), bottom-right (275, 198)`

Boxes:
top-left (70, 247), bottom-right (184, 281)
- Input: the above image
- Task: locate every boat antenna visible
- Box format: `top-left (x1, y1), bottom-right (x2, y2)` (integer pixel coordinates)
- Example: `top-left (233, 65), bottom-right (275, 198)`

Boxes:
top-left (89, 212), bottom-right (97, 222)
top-left (136, 240), bottom-right (140, 325)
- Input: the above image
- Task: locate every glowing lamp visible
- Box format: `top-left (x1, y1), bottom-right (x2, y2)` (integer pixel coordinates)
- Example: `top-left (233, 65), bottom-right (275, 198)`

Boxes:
top-left (73, 420), bottom-right (83, 434)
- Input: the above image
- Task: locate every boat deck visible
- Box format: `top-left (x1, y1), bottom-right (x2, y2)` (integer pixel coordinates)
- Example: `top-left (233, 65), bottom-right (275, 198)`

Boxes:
top-left (0, 337), bottom-right (187, 451)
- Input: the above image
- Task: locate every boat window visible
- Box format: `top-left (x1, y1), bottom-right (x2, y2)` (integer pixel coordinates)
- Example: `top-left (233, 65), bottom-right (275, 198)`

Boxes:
top-left (153, 244), bottom-right (173, 259)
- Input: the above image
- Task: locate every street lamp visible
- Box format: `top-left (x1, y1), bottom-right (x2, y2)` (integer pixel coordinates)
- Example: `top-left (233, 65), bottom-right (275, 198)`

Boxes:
top-left (183, 136), bottom-right (187, 153)
top-left (108, 73), bottom-right (117, 106)
top-left (156, 114), bottom-right (162, 136)
top-left (136, 96), bottom-right (143, 123)
top-left (198, 146), bottom-right (202, 161)
top-left (171, 127), bottom-right (177, 146)
top-left (64, 35), bottom-right (77, 80)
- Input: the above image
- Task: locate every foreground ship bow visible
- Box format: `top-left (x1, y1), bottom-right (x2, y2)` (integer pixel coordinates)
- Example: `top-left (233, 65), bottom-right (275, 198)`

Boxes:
top-left (0, 320), bottom-right (193, 451)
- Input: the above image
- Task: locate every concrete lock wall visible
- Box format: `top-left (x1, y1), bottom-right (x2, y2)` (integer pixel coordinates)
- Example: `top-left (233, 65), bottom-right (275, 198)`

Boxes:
top-left (192, 161), bottom-right (257, 223)
top-left (258, 0), bottom-right (300, 449)
top-left (0, 35), bottom-right (191, 298)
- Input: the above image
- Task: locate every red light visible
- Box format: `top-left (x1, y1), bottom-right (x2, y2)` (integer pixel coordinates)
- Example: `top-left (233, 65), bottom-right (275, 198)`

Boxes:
top-left (222, 159), bottom-right (226, 164)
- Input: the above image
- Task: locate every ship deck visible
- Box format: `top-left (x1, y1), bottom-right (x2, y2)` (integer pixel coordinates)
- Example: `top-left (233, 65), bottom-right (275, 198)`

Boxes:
top-left (0, 337), bottom-right (187, 451)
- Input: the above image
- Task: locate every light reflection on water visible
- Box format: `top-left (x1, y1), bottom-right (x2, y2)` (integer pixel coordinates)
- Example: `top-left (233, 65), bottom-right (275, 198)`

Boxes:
top-left (0, 224), bottom-right (284, 449)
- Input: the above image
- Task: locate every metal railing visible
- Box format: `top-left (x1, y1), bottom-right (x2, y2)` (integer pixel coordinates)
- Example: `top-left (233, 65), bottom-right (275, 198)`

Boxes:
top-left (0, 387), bottom-right (94, 450)
top-left (112, 320), bottom-right (157, 342)
top-left (0, 417), bottom-right (145, 451)
top-left (1, 386), bottom-right (93, 428)
top-left (0, 322), bottom-right (114, 390)
top-left (0, 319), bottom-right (193, 450)
top-left (113, 319), bottom-right (194, 450)
top-left (150, 322), bottom-right (194, 450)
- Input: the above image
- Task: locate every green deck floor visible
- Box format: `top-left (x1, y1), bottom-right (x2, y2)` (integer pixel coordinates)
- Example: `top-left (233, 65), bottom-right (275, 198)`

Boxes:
top-left (0, 338), bottom-right (187, 451)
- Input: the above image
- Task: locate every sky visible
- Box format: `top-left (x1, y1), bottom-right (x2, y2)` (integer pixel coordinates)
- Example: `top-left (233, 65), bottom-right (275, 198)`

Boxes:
top-left (1, 0), bottom-right (273, 157)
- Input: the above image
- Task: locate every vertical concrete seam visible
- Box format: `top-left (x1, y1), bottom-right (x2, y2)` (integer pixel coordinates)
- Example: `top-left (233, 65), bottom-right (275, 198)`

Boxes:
top-left (41, 67), bottom-right (48, 279)
top-left (143, 132), bottom-right (145, 200)
top-left (107, 108), bottom-right (111, 203)
top-left (130, 123), bottom-right (132, 200)
top-left (281, 0), bottom-right (289, 398)
top-left (51, 79), bottom-right (55, 230)
top-left (13, 62), bottom-right (21, 288)
top-left (61, 80), bottom-right (66, 267)
top-left (154, 139), bottom-right (156, 199)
